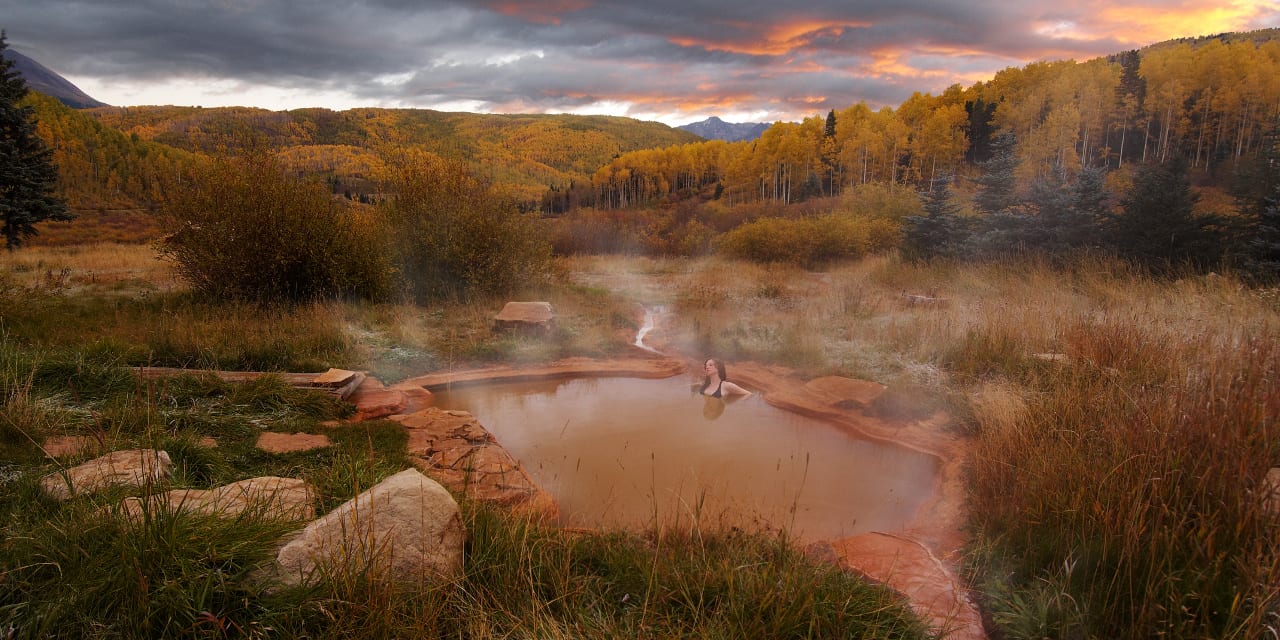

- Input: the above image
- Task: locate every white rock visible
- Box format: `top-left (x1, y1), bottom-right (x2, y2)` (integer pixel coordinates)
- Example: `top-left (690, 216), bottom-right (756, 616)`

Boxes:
top-left (275, 468), bottom-right (465, 585)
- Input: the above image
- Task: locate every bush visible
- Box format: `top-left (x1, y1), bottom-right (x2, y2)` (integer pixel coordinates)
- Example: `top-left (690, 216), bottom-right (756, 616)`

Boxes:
top-left (837, 182), bottom-right (924, 221)
top-left (717, 214), bottom-right (900, 268)
top-left (158, 153), bottom-right (396, 303)
top-left (549, 207), bottom-right (646, 255)
top-left (381, 153), bottom-right (552, 301)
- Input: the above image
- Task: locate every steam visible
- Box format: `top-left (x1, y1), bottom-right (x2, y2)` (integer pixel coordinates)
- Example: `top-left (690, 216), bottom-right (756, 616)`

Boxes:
top-left (633, 305), bottom-right (664, 353)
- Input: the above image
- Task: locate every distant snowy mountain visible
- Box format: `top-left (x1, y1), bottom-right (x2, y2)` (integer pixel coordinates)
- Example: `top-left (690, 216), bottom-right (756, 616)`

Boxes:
top-left (677, 116), bottom-right (769, 142)
top-left (3, 48), bottom-right (107, 108)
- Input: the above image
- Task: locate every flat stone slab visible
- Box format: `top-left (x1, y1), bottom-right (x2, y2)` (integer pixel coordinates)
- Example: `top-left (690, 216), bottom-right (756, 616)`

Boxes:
top-left (257, 432), bottom-right (331, 453)
top-left (393, 407), bottom-right (558, 521)
top-left (134, 367), bottom-right (365, 399)
top-left (493, 301), bottom-right (556, 333)
top-left (118, 476), bottom-right (317, 520)
top-left (40, 449), bottom-right (173, 500)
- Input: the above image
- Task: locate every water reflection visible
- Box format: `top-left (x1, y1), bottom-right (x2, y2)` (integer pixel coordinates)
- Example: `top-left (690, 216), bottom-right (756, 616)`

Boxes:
top-left (702, 396), bottom-right (725, 421)
top-left (431, 376), bottom-right (937, 542)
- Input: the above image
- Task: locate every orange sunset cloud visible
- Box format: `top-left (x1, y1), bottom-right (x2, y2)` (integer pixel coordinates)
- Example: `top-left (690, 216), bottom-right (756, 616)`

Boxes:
top-left (483, 0), bottom-right (593, 25)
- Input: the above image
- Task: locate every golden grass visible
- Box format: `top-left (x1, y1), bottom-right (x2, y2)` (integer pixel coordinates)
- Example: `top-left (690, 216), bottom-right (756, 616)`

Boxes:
top-left (0, 242), bottom-right (178, 294)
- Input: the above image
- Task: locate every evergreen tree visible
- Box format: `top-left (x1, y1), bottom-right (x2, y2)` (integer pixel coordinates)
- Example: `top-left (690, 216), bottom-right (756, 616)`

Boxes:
top-left (1113, 50), bottom-right (1146, 167)
top-left (1245, 183), bottom-right (1280, 281)
top-left (964, 96), bottom-right (997, 164)
top-left (902, 172), bottom-right (966, 261)
top-left (1023, 164), bottom-right (1110, 254)
top-left (821, 109), bottom-right (838, 196)
top-left (1110, 158), bottom-right (1224, 273)
top-left (972, 132), bottom-right (1019, 214)
top-left (0, 31), bottom-right (71, 250)
top-left (1067, 165), bottom-right (1110, 248)
top-left (1238, 122), bottom-right (1280, 281)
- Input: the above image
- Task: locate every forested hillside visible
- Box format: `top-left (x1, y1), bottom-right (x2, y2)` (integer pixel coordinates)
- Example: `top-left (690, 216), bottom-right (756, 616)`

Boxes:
top-left (25, 92), bottom-right (199, 210)
top-left (85, 105), bottom-right (699, 205)
top-left (587, 29), bottom-right (1280, 209)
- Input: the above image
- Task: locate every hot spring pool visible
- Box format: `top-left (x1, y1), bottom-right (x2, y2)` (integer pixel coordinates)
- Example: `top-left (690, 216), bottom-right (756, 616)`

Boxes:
top-left (431, 375), bottom-right (939, 541)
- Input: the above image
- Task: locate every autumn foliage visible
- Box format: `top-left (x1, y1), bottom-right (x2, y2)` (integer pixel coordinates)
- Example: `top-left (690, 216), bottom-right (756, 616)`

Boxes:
top-left (381, 151), bottom-right (552, 301)
top-left (158, 153), bottom-right (396, 302)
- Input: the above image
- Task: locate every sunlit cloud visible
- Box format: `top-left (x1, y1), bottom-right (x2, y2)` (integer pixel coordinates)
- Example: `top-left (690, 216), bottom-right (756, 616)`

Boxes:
top-left (2, 0), bottom-right (1277, 125)
top-left (1094, 0), bottom-right (1268, 44)
top-left (482, 0), bottom-right (594, 25)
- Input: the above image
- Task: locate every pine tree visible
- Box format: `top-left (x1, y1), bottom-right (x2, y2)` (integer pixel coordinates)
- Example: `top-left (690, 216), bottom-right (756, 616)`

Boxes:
top-left (821, 109), bottom-right (838, 196)
top-left (1243, 184), bottom-right (1280, 281)
top-left (1023, 164), bottom-right (1109, 254)
top-left (1110, 158), bottom-right (1224, 272)
top-left (1113, 50), bottom-right (1146, 168)
top-left (0, 32), bottom-right (71, 249)
top-left (964, 96), bottom-right (997, 164)
top-left (1239, 123), bottom-right (1280, 281)
top-left (902, 172), bottom-right (966, 261)
top-left (972, 132), bottom-right (1019, 214)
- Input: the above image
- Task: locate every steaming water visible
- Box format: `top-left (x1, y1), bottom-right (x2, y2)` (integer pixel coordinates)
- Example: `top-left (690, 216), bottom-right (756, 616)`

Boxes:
top-left (633, 306), bottom-right (661, 353)
top-left (431, 376), bottom-right (938, 541)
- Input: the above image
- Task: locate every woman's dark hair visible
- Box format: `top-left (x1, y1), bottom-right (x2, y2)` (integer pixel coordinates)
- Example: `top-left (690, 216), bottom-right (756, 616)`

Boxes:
top-left (700, 358), bottom-right (729, 393)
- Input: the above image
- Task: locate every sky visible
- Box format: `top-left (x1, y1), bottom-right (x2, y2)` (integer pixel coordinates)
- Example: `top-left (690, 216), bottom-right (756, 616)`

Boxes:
top-left (2, 0), bottom-right (1278, 126)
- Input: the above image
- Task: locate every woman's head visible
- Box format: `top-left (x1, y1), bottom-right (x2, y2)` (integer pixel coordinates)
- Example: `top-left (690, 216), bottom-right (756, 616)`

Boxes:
top-left (703, 358), bottom-right (727, 381)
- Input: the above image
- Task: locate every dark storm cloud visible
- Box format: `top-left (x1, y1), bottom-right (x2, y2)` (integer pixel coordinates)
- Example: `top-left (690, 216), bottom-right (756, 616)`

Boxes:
top-left (1, 0), bottom-right (1273, 122)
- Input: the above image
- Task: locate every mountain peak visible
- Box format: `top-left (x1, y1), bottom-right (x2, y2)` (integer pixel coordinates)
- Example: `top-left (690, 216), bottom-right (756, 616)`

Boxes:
top-left (677, 116), bottom-right (768, 142)
top-left (3, 48), bottom-right (108, 109)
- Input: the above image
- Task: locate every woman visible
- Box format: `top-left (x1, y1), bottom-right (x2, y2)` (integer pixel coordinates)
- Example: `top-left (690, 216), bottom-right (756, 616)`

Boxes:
top-left (699, 358), bottom-right (752, 398)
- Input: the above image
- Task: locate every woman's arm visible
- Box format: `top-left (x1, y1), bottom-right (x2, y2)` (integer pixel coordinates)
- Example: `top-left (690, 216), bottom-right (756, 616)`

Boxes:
top-left (720, 381), bottom-right (752, 397)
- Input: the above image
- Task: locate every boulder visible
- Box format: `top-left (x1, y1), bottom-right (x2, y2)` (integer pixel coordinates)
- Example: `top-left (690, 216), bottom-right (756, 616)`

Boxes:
top-left (40, 449), bottom-right (172, 500)
top-left (345, 376), bottom-right (409, 421)
top-left (118, 476), bottom-right (316, 520)
top-left (493, 301), bottom-right (556, 334)
top-left (275, 468), bottom-right (465, 586)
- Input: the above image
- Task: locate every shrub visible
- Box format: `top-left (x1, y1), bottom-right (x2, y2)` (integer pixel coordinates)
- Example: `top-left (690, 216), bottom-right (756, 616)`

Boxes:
top-left (380, 153), bottom-right (552, 301)
top-left (717, 214), bottom-right (899, 268)
top-left (158, 153), bottom-right (396, 303)
top-left (837, 182), bottom-right (924, 222)
top-left (549, 207), bottom-right (645, 255)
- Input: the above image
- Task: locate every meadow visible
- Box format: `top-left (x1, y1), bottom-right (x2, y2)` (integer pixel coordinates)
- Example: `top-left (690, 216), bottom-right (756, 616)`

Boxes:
top-left (2, 244), bottom-right (1278, 638)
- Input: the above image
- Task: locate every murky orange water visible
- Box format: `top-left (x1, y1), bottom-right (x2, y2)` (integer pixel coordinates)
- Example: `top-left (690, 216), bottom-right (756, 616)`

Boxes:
top-left (432, 376), bottom-right (938, 541)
